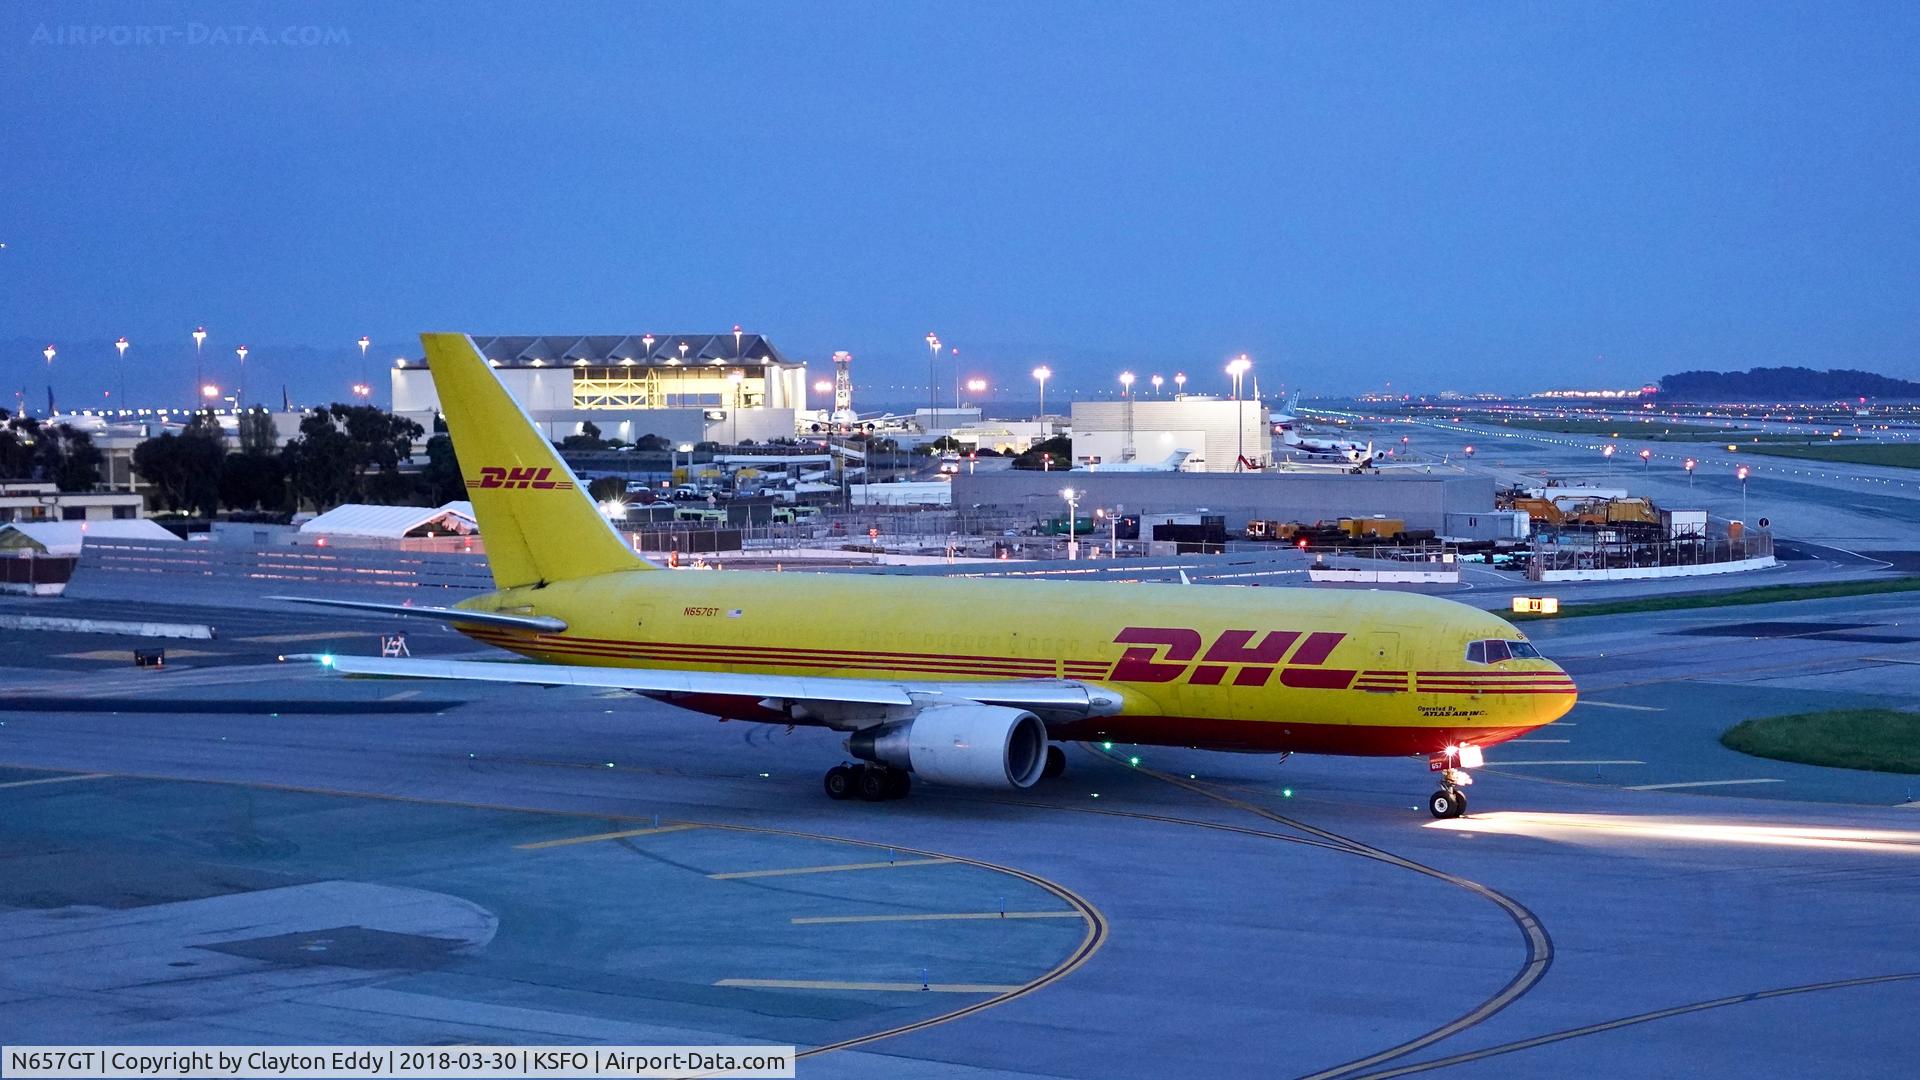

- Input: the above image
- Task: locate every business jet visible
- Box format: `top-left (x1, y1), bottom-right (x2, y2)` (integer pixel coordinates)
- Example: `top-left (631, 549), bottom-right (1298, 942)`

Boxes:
top-left (280, 334), bottom-right (1574, 818)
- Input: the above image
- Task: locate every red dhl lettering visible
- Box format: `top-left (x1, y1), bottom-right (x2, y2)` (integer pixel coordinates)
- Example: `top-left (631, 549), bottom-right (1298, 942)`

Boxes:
top-left (1108, 627), bottom-right (1354, 689)
top-left (465, 466), bottom-right (573, 491)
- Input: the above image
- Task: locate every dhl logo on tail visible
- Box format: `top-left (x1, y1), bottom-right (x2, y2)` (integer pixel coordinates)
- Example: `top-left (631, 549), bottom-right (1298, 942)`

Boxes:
top-left (1110, 627), bottom-right (1353, 688)
top-left (466, 466), bottom-right (575, 491)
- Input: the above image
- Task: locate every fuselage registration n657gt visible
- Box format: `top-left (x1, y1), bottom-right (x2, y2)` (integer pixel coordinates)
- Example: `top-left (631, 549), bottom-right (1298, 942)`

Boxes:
top-left (281, 333), bottom-right (1575, 818)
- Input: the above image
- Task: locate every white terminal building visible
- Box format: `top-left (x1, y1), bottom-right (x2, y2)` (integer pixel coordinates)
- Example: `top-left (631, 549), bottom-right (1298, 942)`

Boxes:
top-left (1069, 397), bottom-right (1269, 472)
top-left (392, 333), bottom-right (810, 445)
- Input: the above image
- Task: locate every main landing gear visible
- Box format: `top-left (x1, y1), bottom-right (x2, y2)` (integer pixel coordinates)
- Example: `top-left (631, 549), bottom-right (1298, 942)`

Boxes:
top-left (824, 763), bottom-right (911, 802)
top-left (1426, 744), bottom-right (1482, 819)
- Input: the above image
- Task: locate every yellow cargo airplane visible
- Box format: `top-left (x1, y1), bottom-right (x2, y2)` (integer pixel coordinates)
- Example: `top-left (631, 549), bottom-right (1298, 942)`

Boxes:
top-left (281, 333), bottom-right (1575, 818)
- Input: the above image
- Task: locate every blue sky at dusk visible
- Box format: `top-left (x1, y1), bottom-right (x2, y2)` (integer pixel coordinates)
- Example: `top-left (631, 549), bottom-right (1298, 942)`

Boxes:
top-left (3, 1), bottom-right (1917, 409)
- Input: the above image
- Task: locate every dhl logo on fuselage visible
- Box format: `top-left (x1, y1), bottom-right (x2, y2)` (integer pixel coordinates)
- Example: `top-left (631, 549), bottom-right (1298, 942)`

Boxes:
top-left (466, 466), bottom-right (575, 491)
top-left (1110, 627), bottom-right (1354, 689)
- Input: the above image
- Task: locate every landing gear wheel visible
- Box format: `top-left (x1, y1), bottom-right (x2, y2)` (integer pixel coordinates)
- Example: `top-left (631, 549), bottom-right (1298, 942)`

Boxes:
top-left (823, 765), bottom-right (854, 801)
top-left (886, 770), bottom-right (912, 799)
top-left (1042, 745), bottom-right (1067, 779)
top-left (858, 767), bottom-right (891, 802)
top-left (1428, 787), bottom-right (1467, 819)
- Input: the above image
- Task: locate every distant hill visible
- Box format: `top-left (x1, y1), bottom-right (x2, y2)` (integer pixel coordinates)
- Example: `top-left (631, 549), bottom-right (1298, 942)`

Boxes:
top-left (1659, 366), bottom-right (1920, 401)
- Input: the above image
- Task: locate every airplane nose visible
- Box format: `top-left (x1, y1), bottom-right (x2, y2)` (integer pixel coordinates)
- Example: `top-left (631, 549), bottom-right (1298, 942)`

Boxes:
top-left (1536, 662), bottom-right (1578, 725)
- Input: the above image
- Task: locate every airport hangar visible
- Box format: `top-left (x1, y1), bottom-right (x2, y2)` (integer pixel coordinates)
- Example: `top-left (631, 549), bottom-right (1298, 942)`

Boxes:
top-left (953, 469), bottom-right (1494, 532)
top-left (391, 333), bottom-right (812, 446)
top-left (1067, 397), bottom-right (1269, 472)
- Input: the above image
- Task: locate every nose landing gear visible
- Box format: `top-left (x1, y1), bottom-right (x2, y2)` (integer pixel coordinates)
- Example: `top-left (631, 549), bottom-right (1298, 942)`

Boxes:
top-left (1426, 745), bottom-right (1481, 819)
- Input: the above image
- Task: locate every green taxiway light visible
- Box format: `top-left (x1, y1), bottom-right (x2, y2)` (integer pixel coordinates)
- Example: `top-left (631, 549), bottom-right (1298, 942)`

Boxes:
top-left (1128, 756), bottom-right (1141, 766)
top-left (1101, 741), bottom-right (1114, 751)
top-left (1282, 788), bottom-right (1294, 798)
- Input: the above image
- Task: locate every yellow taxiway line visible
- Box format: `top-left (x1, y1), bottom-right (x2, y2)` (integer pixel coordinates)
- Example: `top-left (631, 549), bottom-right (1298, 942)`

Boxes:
top-left (514, 823), bottom-right (703, 849)
top-left (791, 911), bottom-right (1084, 925)
top-left (716, 978), bottom-right (1022, 994)
top-left (710, 857), bottom-right (953, 880)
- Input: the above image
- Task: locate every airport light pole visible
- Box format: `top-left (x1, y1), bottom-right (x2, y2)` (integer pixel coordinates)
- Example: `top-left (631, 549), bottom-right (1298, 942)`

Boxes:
top-left (114, 337), bottom-right (128, 410)
top-left (235, 345), bottom-right (248, 408)
top-left (357, 335), bottom-right (370, 393)
top-left (1061, 487), bottom-right (1079, 561)
top-left (1639, 448), bottom-right (1651, 473)
top-left (1119, 371), bottom-right (1136, 462)
top-left (1603, 443), bottom-right (1616, 475)
top-left (1227, 355), bottom-right (1252, 471)
top-left (1151, 374), bottom-right (1163, 399)
top-left (1684, 457), bottom-right (1697, 489)
top-left (1174, 371), bottom-right (1186, 397)
top-left (1737, 464), bottom-right (1750, 520)
top-left (193, 326), bottom-right (207, 411)
top-left (1032, 365), bottom-right (1051, 419)
top-left (926, 333), bottom-right (941, 427)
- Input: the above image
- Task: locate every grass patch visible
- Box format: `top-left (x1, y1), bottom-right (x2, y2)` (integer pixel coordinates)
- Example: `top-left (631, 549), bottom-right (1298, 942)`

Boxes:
top-left (1735, 443), bottom-right (1920, 470)
top-left (1722, 709), bottom-right (1920, 774)
top-left (1507, 575), bottom-right (1920, 620)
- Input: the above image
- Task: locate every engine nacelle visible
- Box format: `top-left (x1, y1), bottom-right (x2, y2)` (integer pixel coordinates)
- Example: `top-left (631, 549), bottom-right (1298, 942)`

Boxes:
top-left (846, 705), bottom-right (1049, 789)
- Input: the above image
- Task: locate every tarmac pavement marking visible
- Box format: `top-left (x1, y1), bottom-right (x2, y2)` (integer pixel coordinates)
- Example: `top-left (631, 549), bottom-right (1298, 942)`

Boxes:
top-left (791, 911), bottom-right (1084, 925)
top-left (515, 823), bottom-right (704, 849)
top-left (715, 978), bottom-right (1021, 993)
top-left (0, 772), bottom-right (110, 790)
top-left (55, 648), bottom-right (222, 661)
top-left (1489, 759), bottom-right (1645, 766)
top-left (710, 858), bottom-right (954, 880)
top-left (1626, 778), bottom-right (1785, 791)
top-left (1577, 701), bottom-right (1664, 712)
top-left (238, 631), bottom-right (365, 644)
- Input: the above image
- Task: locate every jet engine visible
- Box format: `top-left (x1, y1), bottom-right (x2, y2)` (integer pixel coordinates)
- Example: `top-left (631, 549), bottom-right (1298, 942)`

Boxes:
top-left (846, 704), bottom-right (1049, 789)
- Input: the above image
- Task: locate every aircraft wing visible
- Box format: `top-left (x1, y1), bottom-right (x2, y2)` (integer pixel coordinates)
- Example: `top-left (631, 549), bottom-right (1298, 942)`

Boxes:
top-left (303, 654), bottom-right (1123, 722)
top-left (269, 596), bottom-right (568, 633)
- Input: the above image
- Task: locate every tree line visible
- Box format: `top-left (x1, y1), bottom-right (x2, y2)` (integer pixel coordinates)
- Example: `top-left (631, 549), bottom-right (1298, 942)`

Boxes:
top-left (1659, 367), bottom-right (1920, 401)
top-left (0, 410), bottom-right (105, 491)
top-left (131, 405), bottom-right (462, 517)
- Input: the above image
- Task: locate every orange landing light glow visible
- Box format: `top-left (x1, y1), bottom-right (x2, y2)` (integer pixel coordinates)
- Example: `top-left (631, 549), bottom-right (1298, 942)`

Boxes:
top-left (1425, 812), bottom-right (1920, 854)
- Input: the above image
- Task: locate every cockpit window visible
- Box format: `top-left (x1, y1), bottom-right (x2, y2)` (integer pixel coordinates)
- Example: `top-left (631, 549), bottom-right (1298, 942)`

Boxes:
top-left (1467, 638), bottom-right (1543, 664)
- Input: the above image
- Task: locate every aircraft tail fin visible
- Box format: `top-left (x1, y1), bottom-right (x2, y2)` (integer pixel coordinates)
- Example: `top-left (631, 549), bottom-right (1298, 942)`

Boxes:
top-left (420, 332), bottom-right (650, 589)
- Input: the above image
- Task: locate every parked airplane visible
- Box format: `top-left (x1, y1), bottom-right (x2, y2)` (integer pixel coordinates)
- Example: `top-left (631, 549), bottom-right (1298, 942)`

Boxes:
top-left (1278, 428), bottom-right (1375, 466)
top-left (280, 333), bottom-right (1575, 817)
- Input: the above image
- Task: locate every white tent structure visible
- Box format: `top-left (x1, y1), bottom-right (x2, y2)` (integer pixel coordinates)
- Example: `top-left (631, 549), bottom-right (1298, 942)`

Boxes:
top-left (297, 501), bottom-right (478, 540)
top-left (0, 519), bottom-right (181, 556)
